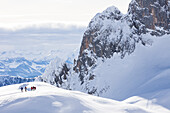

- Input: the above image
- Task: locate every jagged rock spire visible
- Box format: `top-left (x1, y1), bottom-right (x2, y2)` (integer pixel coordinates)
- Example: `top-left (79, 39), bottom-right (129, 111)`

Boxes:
top-left (128, 0), bottom-right (170, 31)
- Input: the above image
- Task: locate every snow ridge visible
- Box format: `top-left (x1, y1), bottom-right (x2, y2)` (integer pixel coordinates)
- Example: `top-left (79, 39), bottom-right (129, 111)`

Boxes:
top-left (0, 82), bottom-right (170, 113)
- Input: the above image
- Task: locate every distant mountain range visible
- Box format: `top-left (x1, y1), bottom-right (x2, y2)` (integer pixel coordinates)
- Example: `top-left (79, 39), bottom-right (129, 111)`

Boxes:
top-left (0, 75), bottom-right (34, 87)
top-left (0, 57), bottom-right (49, 78)
top-left (0, 24), bottom-right (84, 86)
top-left (0, 56), bottom-right (48, 87)
top-left (0, 48), bottom-right (80, 87)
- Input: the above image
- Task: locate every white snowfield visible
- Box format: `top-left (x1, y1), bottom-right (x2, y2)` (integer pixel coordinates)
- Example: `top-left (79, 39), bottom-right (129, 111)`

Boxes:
top-left (0, 82), bottom-right (170, 113)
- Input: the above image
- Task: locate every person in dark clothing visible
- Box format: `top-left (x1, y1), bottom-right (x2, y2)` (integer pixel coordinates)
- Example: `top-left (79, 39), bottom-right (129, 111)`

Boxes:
top-left (25, 87), bottom-right (27, 92)
top-left (21, 87), bottom-right (23, 92)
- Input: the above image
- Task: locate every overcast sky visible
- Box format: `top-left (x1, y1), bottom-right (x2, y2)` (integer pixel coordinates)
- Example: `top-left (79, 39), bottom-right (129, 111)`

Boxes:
top-left (0, 0), bottom-right (132, 60)
top-left (0, 0), bottom-right (131, 28)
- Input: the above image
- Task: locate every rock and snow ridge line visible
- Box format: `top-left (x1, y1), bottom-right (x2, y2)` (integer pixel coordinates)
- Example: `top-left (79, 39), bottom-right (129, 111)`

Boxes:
top-left (0, 82), bottom-right (170, 113)
top-left (40, 0), bottom-right (170, 100)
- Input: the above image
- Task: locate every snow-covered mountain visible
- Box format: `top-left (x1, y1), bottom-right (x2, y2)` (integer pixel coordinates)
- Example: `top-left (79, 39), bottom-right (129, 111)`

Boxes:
top-left (0, 82), bottom-right (170, 113)
top-left (39, 49), bottom-right (79, 87)
top-left (0, 23), bottom-right (84, 86)
top-left (0, 50), bottom-right (63, 87)
top-left (40, 0), bottom-right (170, 105)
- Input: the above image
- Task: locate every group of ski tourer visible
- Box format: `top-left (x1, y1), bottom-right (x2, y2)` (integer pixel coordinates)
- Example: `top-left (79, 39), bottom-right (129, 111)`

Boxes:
top-left (20, 86), bottom-right (36, 92)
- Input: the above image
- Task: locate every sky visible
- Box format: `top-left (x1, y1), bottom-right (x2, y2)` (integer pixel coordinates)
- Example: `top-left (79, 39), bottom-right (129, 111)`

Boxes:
top-left (0, 0), bottom-right (131, 28)
top-left (0, 0), bottom-right (131, 57)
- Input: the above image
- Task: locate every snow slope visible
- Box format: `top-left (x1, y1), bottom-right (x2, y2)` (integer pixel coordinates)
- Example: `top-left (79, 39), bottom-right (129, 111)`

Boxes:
top-left (87, 34), bottom-right (170, 100)
top-left (0, 82), bottom-right (170, 113)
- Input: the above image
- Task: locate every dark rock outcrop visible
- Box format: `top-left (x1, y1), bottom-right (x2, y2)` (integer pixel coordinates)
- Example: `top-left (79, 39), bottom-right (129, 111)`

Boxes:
top-left (128, 0), bottom-right (170, 34)
top-left (73, 0), bottom-right (170, 85)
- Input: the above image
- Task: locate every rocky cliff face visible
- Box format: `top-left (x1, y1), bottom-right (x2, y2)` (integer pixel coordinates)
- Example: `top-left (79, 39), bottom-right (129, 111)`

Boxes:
top-left (128, 0), bottom-right (170, 35)
top-left (74, 7), bottom-right (137, 83)
top-left (41, 0), bottom-right (170, 98)
top-left (73, 0), bottom-right (170, 84)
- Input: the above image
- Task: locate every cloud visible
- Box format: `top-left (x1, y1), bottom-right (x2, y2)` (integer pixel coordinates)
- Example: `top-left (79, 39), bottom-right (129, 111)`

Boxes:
top-left (0, 23), bottom-right (86, 35)
top-left (0, 23), bottom-right (86, 53)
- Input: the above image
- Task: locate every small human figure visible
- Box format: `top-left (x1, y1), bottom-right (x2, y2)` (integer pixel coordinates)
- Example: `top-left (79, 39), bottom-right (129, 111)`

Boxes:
top-left (34, 86), bottom-right (36, 90)
top-left (21, 87), bottom-right (23, 92)
top-left (31, 86), bottom-right (36, 91)
top-left (25, 87), bottom-right (27, 92)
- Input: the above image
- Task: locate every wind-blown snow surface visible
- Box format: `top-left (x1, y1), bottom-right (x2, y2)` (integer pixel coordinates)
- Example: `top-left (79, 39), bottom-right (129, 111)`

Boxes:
top-left (0, 82), bottom-right (170, 113)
